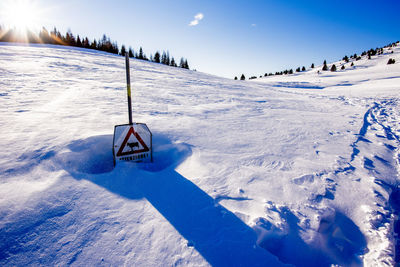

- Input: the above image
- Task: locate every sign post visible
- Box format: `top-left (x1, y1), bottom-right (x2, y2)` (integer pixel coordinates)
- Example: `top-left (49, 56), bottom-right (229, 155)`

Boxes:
top-left (125, 52), bottom-right (133, 125)
top-left (112, 53), bottom-right (152, 165)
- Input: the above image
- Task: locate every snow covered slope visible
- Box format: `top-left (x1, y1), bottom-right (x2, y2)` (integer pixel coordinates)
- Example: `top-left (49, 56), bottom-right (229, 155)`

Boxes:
top-left (0, 42), bottom-right (399, 266)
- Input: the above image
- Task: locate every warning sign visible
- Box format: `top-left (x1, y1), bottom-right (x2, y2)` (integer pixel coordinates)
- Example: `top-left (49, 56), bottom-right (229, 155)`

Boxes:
top-left (113, 123), bottom-right (152, 164)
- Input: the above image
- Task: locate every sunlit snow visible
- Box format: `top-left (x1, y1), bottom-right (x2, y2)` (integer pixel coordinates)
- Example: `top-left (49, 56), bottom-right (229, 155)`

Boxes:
top-left (0, 42), bottom-right (399, 266)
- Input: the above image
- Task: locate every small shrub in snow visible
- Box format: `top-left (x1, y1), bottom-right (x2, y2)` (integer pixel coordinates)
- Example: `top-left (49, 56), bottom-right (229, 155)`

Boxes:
top-left (387, 58), bottom-right (396, 65)
top-left (234, 76), bottom-right (238, 80)
top-left (351, 62), bottom-right (354, 67)
top-left (341, 65), bottom-right (345, 70)
top-left (240, 74), bottom-right (246, 80)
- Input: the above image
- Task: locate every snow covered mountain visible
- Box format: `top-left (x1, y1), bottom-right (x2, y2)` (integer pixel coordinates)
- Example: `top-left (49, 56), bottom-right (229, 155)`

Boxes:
top-left (0, 42), bottom-right (399, 266)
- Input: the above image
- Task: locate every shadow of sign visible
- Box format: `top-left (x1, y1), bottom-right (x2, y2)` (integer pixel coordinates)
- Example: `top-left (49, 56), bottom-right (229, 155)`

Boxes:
top-left (54, 134), bottom-right (286, 267)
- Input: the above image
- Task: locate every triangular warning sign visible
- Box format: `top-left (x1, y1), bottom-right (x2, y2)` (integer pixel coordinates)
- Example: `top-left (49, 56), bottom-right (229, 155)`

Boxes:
top-left (116, 127), bottom-right (150, 157)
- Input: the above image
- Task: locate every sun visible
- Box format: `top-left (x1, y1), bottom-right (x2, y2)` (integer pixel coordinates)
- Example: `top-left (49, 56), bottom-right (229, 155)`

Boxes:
top-left (0, 0), bottom-right (42, 32)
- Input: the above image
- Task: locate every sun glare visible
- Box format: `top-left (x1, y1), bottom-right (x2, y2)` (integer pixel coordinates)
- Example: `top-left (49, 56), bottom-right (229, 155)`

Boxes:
top-left (0, 0), bottom-right (42, 32)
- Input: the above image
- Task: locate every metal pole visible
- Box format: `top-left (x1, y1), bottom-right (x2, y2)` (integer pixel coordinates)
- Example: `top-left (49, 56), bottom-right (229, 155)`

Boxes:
top-left (125, 52), bottom-right (133, 125)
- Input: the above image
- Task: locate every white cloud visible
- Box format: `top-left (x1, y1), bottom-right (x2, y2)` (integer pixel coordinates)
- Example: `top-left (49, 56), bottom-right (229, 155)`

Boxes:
top-left (195, 13), bottom-right (204, 20)
top-left (189, 13), bottom-right (204, 26)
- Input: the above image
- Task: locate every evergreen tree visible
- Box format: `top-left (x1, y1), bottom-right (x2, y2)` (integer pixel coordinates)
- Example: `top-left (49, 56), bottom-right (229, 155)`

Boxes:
top-left (91, 39), bottom-right (97, 49)
top-left (296, 67), bottom-right (300, 72)
top-left (128, 47), bottom-right (134, 58)
top-left (322, 60), bottom-right (328, 71)
top-left (161, 51), bottom-right (167, 64)
top-left (240, 74), bottom-right (245, 80)
top-left (330, 64), bottom-right (337, 72)
top-left (184, 59), bottom-right (189, 69)
top-left (154, 51), bottom-right (161, 63)
top-left (166, 51), bottom-right (170, 66)
top-left (388, 58), bottom-right (396, 64)
top-left (76, 35), bottom-right (82, 47)
top-left (301, 66), bottom-right (306, 71)
top-left (341, 65), bottom-right (345, 70)
top-left (65, 30), bottom-right (76, 46)
top-left (234, 76), bottom-right (238, 80)
top-left (120, 45), bottom-right (126, 56)
top-left (351, 62), bottom-right (354, 66)
top-left (179, 58), bottom-right (185, 68)
top-left (138, 47), bottom-right (144, 59)
top-left (311, 63), bottom-right (314, 68)
top-left (170, 57), bottom-right (176, 67)
top-left (289, 69), bottom-right (293, 74)
top-left (83, 37), bottom-right (90, 48)
top-left (343, 55), bottom-right (349, 62)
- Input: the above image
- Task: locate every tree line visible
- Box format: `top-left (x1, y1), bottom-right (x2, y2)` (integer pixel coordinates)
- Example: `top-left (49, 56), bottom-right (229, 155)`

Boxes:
top-left (0, 25), bottom-right (190, 69)
top-left (237, 41), bottom-right (399, 80)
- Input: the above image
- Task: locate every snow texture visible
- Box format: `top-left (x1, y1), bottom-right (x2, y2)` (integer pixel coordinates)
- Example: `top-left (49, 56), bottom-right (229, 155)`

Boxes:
top-left (0, 42), bottom-right (400, 266)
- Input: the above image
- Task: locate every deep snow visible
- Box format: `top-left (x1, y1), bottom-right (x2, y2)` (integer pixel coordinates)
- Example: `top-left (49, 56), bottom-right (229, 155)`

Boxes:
top-left (0, 42), bottom-right (400, 266)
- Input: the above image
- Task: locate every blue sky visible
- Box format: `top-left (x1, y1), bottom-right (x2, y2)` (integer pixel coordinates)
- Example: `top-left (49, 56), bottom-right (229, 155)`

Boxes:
top-left (2, 0), bottom-right (400, 78)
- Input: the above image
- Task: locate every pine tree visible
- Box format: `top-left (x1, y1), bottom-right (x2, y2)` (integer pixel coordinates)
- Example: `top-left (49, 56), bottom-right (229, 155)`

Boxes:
top-left (179, 58), bottom-right (185, 68)
top-left (154, 51), bottom-right (161, 63)
top-left (138, 47), bottom-right (144, 59)
top-left (351, 62), bottom-right (354, 66)
top-left (184, 59), bottom-right (189, 69)
top-left (341, 65), bottom-right (345, 70)
top-left (120, 45), bottom-right (126, 56)
top-left (322, 60), bottom-right (328, 71)
top-left (343, 55), bottom-right (349, 63)
top-left (83, 37), bottom-right (90, 48)
top-left (311, 63), bottom-right (314, 68)
top-left (301, 66), bottom-right (306, 71)
top-left (330, 64), bottom-right (337, 72)
top-left (170, 57), bottom-right (176, 67)
top-left (161, 51), bottom-right (166, 64)
top-left (240, 74), bottom-right (245, 80)
top-left (166, 51), bottom-right (170, 66)
top-left (76, 35), bottom-right (82, 47)
top-left (91, 39), bottom-right (97, 49)
top-left (296, 67), bottom-right (300, 72)
top-left (129, 47), bottom-right (134, 58)
top-left (234, 76), bottom-right (238, 80)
